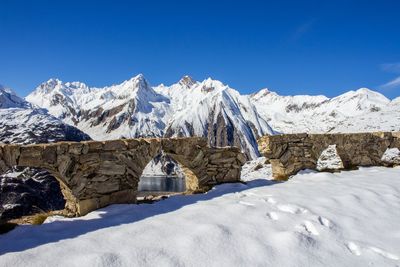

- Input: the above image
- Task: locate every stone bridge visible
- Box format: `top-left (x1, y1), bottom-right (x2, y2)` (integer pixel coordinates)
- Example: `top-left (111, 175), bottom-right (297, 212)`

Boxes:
top-left (0, 137), bottom-right (246, 216)
top-left (258, 132), bottom-right (400, 180)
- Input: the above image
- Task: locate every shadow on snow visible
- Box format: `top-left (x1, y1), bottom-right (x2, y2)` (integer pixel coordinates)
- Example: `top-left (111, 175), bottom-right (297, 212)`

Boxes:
top-left (0, 179), bottom-right (277, 255)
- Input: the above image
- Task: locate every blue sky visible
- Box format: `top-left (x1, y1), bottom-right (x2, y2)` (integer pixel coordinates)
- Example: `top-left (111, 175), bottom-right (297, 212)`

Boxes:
top-left (1, 0), bottom-right (400, 98)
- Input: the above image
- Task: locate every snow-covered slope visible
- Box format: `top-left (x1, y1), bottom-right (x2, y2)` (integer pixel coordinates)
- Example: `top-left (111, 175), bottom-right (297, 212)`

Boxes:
top-left (0, 85), bottom-right (30, 109)
top-left (27, 75), bottom-right (274, 158)
top-left (0, 86), bottom-right (90, 144)
top-left (0, 108), bottom-right (91, 145)
top-left (250, 87), bottom-right (399, 133)
top-left (1, 166), bottom-right (399, 266)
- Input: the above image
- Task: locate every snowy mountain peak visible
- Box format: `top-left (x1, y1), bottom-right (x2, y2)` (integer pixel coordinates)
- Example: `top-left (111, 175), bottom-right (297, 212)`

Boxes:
top-left (33, 78), bottom-right (88, 97)
top-left (338, 87), bottom-right (387, 99)
top-left (199, 77), bottom-right (227, 93)
top-left (0, 84), bottom-right (17, 96)
top-left (178, 75), bottom-right (196, 88)
top-left (64, 81), bottom-right (90, 92)
top-left (251, 88), bottom-right (273, 99)
top-left (0, 86), bottom-right (30, 109)
top-left (120, 74), bottom-right (150, 91)
top-left (354, 87), bottom-right (390, 101)
top-left (128, 73), bottom-right (146, 83)
top-left (41, 78), bottom-right (63, 92)
top-left (331, 88), bottom-right (390, 110)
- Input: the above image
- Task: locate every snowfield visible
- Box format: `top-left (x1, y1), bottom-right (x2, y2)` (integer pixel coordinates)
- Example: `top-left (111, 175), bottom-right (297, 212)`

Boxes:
top-left (0, 165), bottom-right (400, 267)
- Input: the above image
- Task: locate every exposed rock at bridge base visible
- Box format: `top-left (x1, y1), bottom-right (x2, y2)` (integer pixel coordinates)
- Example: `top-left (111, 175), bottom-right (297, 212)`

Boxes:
top-left (0, 137), bottom-right (245, 216)
top-left (258, 132), bottom-right (400, 180)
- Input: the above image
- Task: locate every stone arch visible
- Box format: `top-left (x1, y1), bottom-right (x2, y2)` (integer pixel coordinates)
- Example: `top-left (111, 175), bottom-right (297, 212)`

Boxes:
top-left (161, 138), bottom-right (209, 192)
top-left (334, 145), bottom-right (355, 169)
top-left (315, 144), bottom-right (344, 171)
top-left (117, 139), bottom-right (162, 193)
top-left (163, 154), bottom-right (200, 192)
top-left (161, 138), bottom-right (245, 190)
top-left (0, 144), bottom-right (78, 216)
top-left (133, 138), bottom-right (206, 195)
top-left (0, 138), bottom-right (245, 217)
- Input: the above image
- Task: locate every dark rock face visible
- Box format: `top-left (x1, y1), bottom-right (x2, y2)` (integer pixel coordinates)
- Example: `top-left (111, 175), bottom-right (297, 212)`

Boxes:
top-left (0, 168), bottom-right (65, 220)
top-left (164, 104), bottom-right (258, 160)
top-left (0, 109), bottom-right (91, 145)
top-left (206, 111), bottom-right (255, 160)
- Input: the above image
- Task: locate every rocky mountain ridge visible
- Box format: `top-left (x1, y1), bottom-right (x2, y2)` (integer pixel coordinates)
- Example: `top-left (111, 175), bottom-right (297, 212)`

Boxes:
top-left (26, 74), bottom-right (400, 159)
top-left (27, 75), bottom-right (274, 158)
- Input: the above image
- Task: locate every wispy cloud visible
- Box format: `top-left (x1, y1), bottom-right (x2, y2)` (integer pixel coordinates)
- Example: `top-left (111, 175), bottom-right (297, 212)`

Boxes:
top-left (380, 62), bottom-right (400, 89)
top-left (291, 19), bottom-right (316, 41)
top-left (381, 76), bottom-right (400, 89)
top-left (380, 62), bottom-right (400, 73)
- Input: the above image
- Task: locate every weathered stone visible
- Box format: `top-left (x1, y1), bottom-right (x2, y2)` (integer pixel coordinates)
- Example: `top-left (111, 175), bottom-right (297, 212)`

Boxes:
top-left (98, 161), bottom-right (126, 175)
top-left (42, 145), bottom-right (57, 164)
top-left (19, 146), bottom-right (43, 167)
top-left (86, 141), bottom-right (104, 152)
top-left (100, 152), bottom-right (118, 161)
top-left (82, 143), bottom-right (90, 154)
top-left (259, 132), bottom-right (400, 180)
top-left (90, 180), bottom-right (120, 194)
top-left (237, 153), bottom-right (247, 164)
top-left (57, 155), bottom-right (76, 177)
top-left (0, 137), bottom-right (245, 217)
top-left (192, 150), bottom-right (205, 166)
top-left (68, 143), bottom-right (83, 155)
top-left (79, 153), bottom-right (100, 164)
top-left (3, 145), bottom-right (20, 166)
top-left (210, 157), bottom-right (235, 164)
top-left (56, 143), bottom-right (69, 154)
top-left (103, 140), bottom-right (127, 151)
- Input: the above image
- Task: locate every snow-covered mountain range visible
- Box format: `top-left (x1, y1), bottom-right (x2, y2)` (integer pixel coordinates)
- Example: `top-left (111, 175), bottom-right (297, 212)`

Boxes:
top-left (250, 87), bottom-right (400, 133)
top-left (0, 86), bottom-right (90, 144)
top-left (26, 75), bottom-right (273, 158)
top-left (25, 75), bottom-right (400, 159)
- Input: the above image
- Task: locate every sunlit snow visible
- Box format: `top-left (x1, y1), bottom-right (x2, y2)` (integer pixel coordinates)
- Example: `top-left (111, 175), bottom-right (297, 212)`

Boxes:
top-left (1, 164), bottom-right (399, 267)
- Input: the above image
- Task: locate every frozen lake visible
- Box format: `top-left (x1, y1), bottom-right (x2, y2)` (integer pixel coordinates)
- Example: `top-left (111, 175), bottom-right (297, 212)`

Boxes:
top-left (138, 175), bottom-right (186, 193)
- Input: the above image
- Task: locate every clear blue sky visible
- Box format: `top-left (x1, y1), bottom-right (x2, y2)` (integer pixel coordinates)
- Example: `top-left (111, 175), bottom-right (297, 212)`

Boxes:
top-left (1, 0), bottom-right (400, 98)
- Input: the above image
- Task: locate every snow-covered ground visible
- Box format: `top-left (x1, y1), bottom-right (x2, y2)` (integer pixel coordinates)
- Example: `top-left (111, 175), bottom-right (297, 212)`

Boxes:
top-left (0, 165), bottom-right (400, 266)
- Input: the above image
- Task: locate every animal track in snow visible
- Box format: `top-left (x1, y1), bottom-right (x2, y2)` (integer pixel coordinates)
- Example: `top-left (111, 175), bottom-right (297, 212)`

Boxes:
top-left (245, 192), bottom-right (261, 197)
top-left (346, 242), bottom-right (361, 256)
top-left (299, 221), bottom-right (319, 235)
top-left (238, 201), bottom-right (255, 206)
top-left (265, 197), bottom-right (277, 204)
top-left (277, 204), bottom-right (307, 214)
top-left (318, 216), bottom-right (331, 228)
top-left (235, 192), bottom-right (246, 198)
top-left (266, 212), bottom-right (279, 220)
top-left (369, 246), bottom-right (399, 260)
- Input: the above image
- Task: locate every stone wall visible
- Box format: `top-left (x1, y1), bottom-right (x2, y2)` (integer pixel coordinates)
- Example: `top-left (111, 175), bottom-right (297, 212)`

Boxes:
top-left (0, 137), bottom-right (245, 216)
top-left (258, 132), bottom-right (400, 180)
